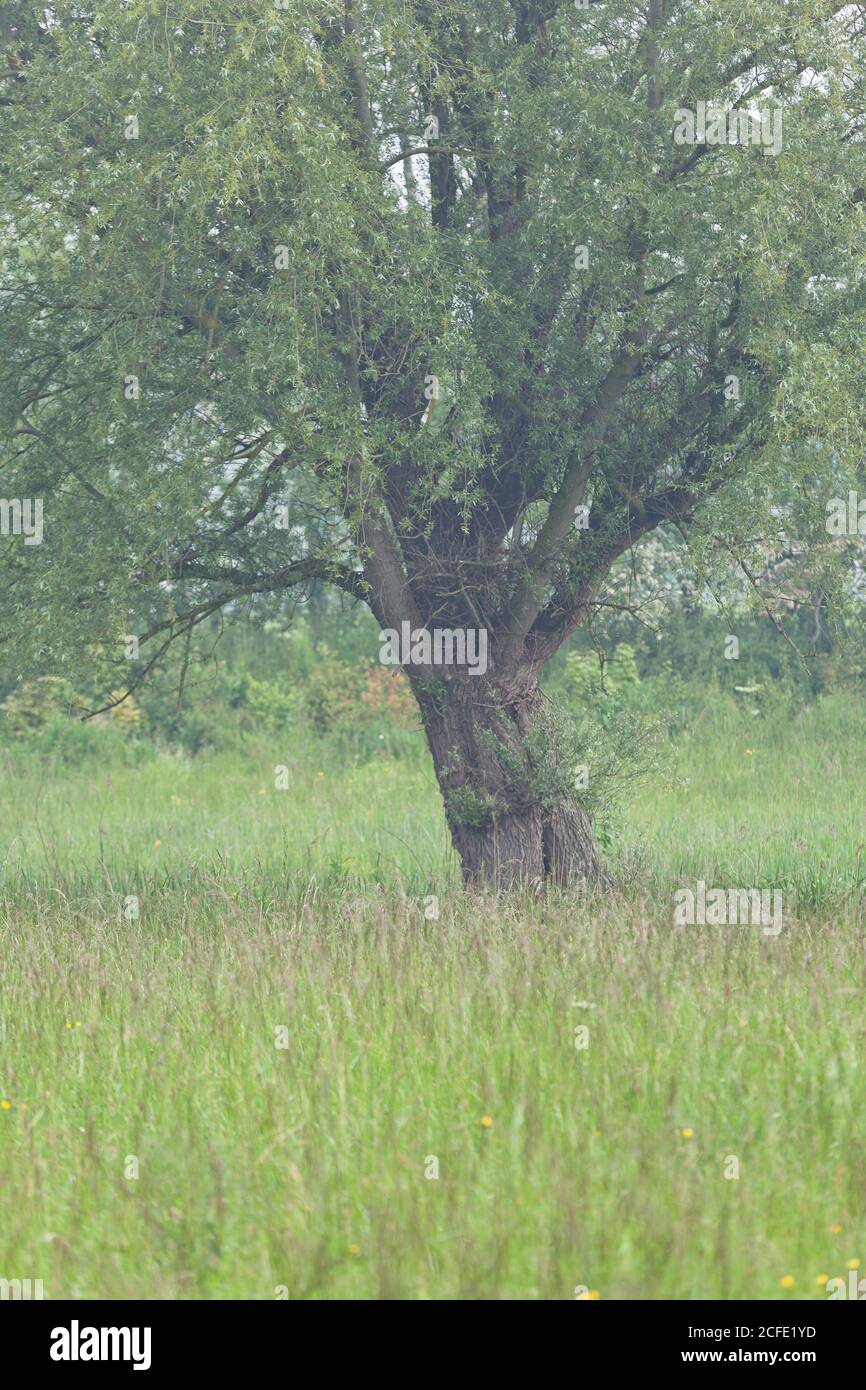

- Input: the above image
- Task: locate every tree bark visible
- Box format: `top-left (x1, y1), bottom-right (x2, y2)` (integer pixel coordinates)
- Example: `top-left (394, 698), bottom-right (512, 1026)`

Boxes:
top-left (542, 801), bottom-right (610, 889)
top-left (412, 669), bottom-right (610, 891)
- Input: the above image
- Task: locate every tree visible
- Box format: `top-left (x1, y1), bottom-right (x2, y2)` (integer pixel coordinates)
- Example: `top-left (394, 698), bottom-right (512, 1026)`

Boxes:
top-left (1, 0), bottom-right (864, 888)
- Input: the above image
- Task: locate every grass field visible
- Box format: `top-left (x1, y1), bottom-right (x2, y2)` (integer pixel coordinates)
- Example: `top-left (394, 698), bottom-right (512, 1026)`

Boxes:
top-left (0, 692), bottom-right (864, 1299)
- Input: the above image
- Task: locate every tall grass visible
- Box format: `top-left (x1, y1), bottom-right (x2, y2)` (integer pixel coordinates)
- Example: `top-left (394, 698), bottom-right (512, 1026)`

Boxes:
top-left (0, 691), bottom-right (863, 1298)
top-left (1, 895), bottom-right (864, 1299)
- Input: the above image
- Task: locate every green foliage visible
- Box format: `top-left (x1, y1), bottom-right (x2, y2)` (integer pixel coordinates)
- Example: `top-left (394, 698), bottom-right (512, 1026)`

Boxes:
top-left (1, 0), bottom-right (864, 713)
top-left (104, 690), bottom-right (144, 736)
top-left (445, 783), bottom-right (500, 830)
top-left (565, 642), bottom-right (641, 703)
top-left (303, 646), bottom-right (368, 736)
top-left (236, 674), bottom-right (302, 733)
top-left (25, 717), bottom-right (155, 768)
top-left (0, 676), bottom-right (84, 735)
top-left (571, 705), bottom-right (665, 850)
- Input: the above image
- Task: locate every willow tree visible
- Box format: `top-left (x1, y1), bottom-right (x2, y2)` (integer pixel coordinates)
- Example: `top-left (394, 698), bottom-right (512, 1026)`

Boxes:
top-left (2, 1), bottom-right (864, 887)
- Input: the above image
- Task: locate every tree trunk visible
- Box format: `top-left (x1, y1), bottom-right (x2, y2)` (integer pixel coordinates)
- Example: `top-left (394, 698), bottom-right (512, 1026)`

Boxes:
top-left (412, 670), bottom-right (610, 892)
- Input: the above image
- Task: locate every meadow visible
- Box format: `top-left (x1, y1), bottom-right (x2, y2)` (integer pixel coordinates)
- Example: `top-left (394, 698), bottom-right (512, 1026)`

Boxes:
top-left (0, 691), bottom-right (864, 1300)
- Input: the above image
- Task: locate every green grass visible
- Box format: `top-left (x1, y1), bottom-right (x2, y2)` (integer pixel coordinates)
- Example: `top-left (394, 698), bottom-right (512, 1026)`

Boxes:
top-left (0, 738), bottom-right (452, 897)
top-left (0, 691), bottom-right (864, 1299)
top-left (630, 693), bottom-right (866, 907)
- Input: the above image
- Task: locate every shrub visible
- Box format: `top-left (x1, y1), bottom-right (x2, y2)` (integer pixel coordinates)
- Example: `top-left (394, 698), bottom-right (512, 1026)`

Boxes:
top-left (359, 666), bottom-right (418, 727)
top-left (25, 717), bottom-right (155, 767)
top-left (240, 674), bottom-right (302, 732)
top-left (303, 646), bottom-right (367, 734)
top-left (565, 642), bottom-right (641, 704)
top-left (0, 676), bottom-right (84, 736)
top-left (104, 690), bottom-right (144, 735)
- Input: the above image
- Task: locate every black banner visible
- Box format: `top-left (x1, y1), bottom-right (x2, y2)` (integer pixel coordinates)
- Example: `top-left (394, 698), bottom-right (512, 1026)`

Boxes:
top-left (3, 1298), bottom-right (862, 1374)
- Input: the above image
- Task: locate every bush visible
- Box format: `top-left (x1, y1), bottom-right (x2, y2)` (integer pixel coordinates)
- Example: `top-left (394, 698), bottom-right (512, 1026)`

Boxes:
top-left (565, 642), bottom-right (641, 704)
top-left (303, 646), bottom-right (367, 734)
top-left (238, 674), bottom-right (303, 732)
top-left (103, 690), bottom-right (144, 736)
top-left (0, 676), bottom-right (84, 736)
top-left (358, 666), bottom-right (418, 727)
top-left (22, 717), bottom-right (155, 767)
